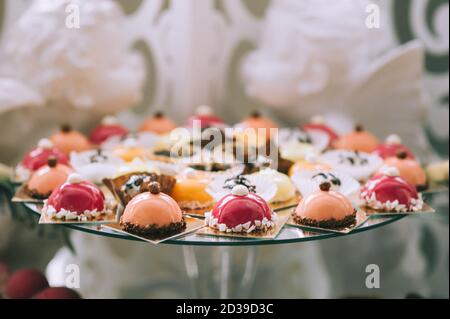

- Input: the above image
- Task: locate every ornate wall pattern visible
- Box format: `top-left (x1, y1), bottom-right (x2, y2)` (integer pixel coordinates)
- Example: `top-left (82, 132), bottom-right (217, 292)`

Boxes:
top-left (0, 0), bottom-right (448, 155)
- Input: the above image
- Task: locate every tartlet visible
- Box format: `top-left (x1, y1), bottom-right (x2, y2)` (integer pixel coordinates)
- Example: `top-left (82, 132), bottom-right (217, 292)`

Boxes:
top-left (293, 182), bottom-right (356, 229)
top-left (171, 169), bottom-right (215, 211)
top-left (120, 182), bottom-right (186, 238)
top-left (205, 185), bottom-right (276, 233)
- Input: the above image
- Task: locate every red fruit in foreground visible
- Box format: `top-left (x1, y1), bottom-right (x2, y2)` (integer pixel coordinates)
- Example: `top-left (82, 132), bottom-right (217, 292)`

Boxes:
top-left (5, 269), bottom-right (49, 299)
top-left (34, 287), bottom-right (81, 299)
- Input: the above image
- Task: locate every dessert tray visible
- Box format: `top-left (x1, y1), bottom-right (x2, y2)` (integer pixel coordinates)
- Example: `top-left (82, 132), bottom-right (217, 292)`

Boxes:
top-left (14, 110), bottom-right (447, 246)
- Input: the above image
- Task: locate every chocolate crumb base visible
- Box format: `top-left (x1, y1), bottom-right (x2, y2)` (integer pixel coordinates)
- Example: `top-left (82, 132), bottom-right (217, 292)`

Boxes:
top-left (23, 186), bottom-right (51, 200)
top-left (292, 210), bottom-right (357, 230)
top-left (120, 218), bottom-right (187, 240)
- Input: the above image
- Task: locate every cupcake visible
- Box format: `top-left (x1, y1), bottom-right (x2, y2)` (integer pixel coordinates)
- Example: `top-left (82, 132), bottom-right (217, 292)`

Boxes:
top-left (89, 116), bottom-right (128, 145)
top-left (293, 182), bottom-right (356, 229)
top-left (138, 112), bottom-right (177, 134)
top-left (25, 157), bottom-right (73, 199)
top-left (288, 153), bottom-right (331, 177)
top-left (321, 150), bottom-right (383, 181)
top-left (16, 139), bottom-right (69, 182)
top-left (50, 124), bottom-right (91, 155)
top-left (43, 173), bottom-right (111, 221)
top-left (187, 105), bottom-right (225, 129)
top-left (171, 169), bottom-right (215, 211)
top-left (205, 185), bottom-right (276, 233)
top-left (120, 182), bottom-right (186, 238)
top-left (382, 151), bottom-right (427, 190)
top-left (361, 167), bottom-right (424, 212)
top-left (236, 111), bottom-right (277, 141)
top-left (70, 149), bottom-right (124, 184)
top-left (303, 115), bottom-right (339, 146)
top-left (334, 124), bottom-right (379, 153)
top-left (373, 134), bottom-right (415, 159)
top-left (254, 168), bottom-right (297, 205)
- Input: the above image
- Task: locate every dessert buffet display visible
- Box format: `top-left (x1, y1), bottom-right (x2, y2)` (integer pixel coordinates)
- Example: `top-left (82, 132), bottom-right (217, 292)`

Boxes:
top-left (12, 112), bottom-right (445, 244)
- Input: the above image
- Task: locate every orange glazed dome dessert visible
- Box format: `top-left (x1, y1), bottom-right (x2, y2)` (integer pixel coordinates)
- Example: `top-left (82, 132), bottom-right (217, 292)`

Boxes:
top-left (138, 112), bottom-right (177, 134)
top-left (43, 174), bottom-right (108, 221)
top-left (171, 169), bottom-right (214, 211)
top-left (236, 111), bottom-right (278, 140)
top-left (361, 166), bottom-right (423, 212)
top-left (89, 116), bottom-right (128, 145)
top-left (50, 124), bottom-right (91, 155)
top-left (373, 134), bottom-right (415, 159)
top-left (120, 182), bottom-right (186, 238)
top-left (334, 124), bottom-right (379, 153)
top-left (382, 151), bottom-right (427, 190)
top-left (294, 182), bottom-right (356, 229)
top-left (205, 185), bottom-right (276, 233)
top-left (25, 157), bottom-right (73, 199)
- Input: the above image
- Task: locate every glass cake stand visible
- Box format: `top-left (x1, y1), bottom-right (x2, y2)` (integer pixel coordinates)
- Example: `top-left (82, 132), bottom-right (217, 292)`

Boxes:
top-left (22, 191), bottom-right (444, 298)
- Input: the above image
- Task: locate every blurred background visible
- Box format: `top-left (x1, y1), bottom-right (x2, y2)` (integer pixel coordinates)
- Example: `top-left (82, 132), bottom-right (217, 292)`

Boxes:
top-left (0, 0), bottom-right (448, 298)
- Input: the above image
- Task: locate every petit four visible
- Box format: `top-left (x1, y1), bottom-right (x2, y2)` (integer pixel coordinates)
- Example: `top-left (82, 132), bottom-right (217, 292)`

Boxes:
top-left (205, 185), bottom-right (276, 233)
top-left (171, 169), bottom-right (215, 211)
top-left (43, 174), bottom-right (111, 221)
top-left (50, 124), bottom-right (91, 155)
top-left (334, 124), bottom-right (379, 153)
top-left (70, 149), bottom-right (124, 184)
top-left (288, 153), bottom-right (331, 176)
top-left (187, 105), bottom-right (225, 129)
top-left (426, 160), bottom-right (449, 186)
top-left (293, 182), bottom-right (356, 229)
top-left (25, 157), bottom-right (73, 199)
top-left (361, 166), bottom-right (423, 212)
top-left (321, 150), bottom-right (383, 181)
top-left (303, 115), bottom-right (339, 145)
top-left (104, 171), bottom-right (176, 205)
top-left (113, 138), bottom-right (148, 162)
top-left (16, 139), bottom-right (69, 181)
top-left (254, 168), bottom-right (296, 204)
top-left (138, 112), bottom-right (177, 134)
top-left (382, 151), bottom-right (427, 190)
top-left (236, 111), bottom-right (278, 140)
top-left (373, 134), bottom-right (415, 159)
top-left (120, 182), bottom-right (186, 238)
top-left (89, 116), bottom-right (128, 145)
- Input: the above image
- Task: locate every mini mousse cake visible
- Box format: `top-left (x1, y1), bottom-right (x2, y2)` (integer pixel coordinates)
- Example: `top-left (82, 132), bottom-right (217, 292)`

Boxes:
top-left (361, 166), bottom-right (424, 212)
top-left (382, 151), bottom-right (427, 190)
top-left (186, 105), bottom-right (226, 129)
top-left (293, 182), bottom-right (356, 229)
top-left (373, 134), bottom-right (415, 159)
top-left (43, 173), bottom-right (109, 221)
top-left (16, 139), bottom-right (69, 181)
top-left (50, 124), bottom-right (91, 155)
top-left (89, 116), bottom-right (128, 145)
top-left (303, 115), bottom-right (339, 146)
top-left (205, 185), bottom-right (276, 233)
top-left (236, 111), bottom-right (278, 141)
top-left (25, 157), bottom-right (73, 199)
top-left (334, 124), bottom-right (379, 153)
top-left (138, 112), bottom-right (177, 134)
top-left (120, 182), bottom-right (186, 238)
